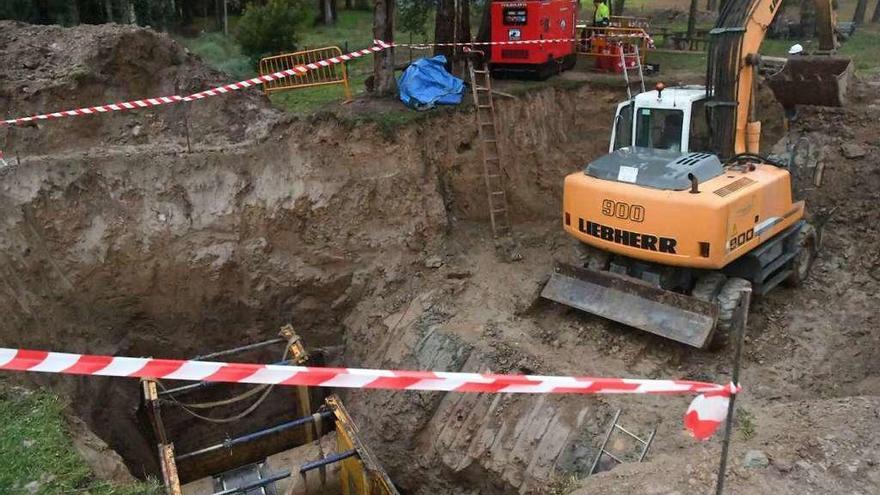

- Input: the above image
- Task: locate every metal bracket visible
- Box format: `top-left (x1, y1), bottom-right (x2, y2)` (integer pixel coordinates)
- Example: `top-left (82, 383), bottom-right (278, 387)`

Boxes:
top-left (279, 324), bottom-right (310, 364)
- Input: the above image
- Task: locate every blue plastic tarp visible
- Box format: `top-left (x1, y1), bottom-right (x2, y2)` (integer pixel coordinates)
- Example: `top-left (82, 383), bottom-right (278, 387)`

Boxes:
top-left (398, 55), bottom-right (464, 110)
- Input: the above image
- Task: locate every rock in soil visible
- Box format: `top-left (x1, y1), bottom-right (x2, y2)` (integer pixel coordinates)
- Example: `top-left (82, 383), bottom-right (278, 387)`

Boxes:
top-left (840, 142), bottom-right (867, 159)
top-left (744, 449), bottom-right (770, 469)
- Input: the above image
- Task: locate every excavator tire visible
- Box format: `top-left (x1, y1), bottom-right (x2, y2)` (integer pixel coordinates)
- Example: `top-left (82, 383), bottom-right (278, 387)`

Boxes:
top-left (692, 272), bottom-right (727, 303)
top-left (709, 277), bottom-right (752, 350)
top-left (785, 223), bottom-right (817, 287)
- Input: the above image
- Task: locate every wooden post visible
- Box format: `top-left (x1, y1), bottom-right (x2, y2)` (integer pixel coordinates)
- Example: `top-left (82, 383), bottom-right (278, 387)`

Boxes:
top-left (159, 443), bottom-right (183, 495)
top-left (372, 0), bottom-right (396, 95)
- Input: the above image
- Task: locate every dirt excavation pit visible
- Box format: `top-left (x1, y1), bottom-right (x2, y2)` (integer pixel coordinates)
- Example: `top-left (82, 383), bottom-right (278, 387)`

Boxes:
top-left (1, 22), bottom-right (879, 495)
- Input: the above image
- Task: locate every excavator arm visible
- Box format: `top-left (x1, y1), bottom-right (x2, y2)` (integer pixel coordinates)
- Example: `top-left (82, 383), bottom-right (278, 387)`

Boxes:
top-left (707, 0), bottom-right (845, 157)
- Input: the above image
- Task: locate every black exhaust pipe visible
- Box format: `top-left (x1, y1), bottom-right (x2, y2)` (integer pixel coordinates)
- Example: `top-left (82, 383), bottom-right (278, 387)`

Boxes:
top-left (688, 173), bottom-right (700, 194)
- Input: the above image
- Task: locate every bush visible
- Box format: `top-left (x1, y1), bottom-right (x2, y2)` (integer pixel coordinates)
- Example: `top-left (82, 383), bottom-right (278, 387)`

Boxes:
top-left (236, 0), bottom-right (310, 61)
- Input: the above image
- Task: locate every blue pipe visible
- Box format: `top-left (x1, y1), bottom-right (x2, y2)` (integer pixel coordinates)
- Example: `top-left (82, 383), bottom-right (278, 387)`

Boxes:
top-left (176, 410), bottom-right (334, 462)
top-left (299, 449), bottom-right (359, 473)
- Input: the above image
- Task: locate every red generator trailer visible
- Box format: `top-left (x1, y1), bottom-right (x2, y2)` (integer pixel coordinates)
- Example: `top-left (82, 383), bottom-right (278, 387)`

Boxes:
top-left (489, 0), bottom-right (579, 79)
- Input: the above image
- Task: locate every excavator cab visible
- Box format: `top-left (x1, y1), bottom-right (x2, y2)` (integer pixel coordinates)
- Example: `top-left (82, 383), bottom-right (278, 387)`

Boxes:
top-left (610, 86), bottom-right (710, 154)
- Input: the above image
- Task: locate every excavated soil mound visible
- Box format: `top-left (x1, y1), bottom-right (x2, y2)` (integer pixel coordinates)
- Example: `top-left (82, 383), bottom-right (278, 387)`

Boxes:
top-left (0, 21), bottom-right (280, 155)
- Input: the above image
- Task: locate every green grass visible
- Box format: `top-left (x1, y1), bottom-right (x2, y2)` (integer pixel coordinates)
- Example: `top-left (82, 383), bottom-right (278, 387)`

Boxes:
top-left (176, 32), bottom-right (253, 80)
top-left (736, 407), bottom-right (756, 441)
top-left (647, 49), bottom-right (707, 74)
top-left (0, 388), bottom-right (160, 495)
top-left (840, 27), bottom-right (880, 74)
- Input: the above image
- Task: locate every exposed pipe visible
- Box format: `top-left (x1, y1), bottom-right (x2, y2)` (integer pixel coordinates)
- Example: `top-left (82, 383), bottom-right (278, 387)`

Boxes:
top-left (300, 449), bottom-right (359, 473)
top-left (176, 410), bottom-right (335, 462)
top-left (687, 173), bottom-right (700, 194)
top-left (193, 337), bottom-right (286, 361)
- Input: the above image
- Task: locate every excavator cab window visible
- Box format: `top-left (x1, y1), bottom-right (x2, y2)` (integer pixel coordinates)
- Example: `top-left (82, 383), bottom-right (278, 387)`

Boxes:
top-left (636, 108), bottom-right (684, 152)
top-left (612, 101), bottom-right (634, 151)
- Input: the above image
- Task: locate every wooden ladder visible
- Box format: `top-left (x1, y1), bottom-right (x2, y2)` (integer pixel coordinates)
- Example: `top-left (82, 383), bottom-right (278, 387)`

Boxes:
top-left (467, 58), bottom-right (511, 238)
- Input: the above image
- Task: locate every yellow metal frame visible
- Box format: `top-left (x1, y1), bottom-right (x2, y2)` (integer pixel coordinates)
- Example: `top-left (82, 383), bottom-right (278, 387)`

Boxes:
top-left (259, 46), bottom-right (352, 101)
top-left (327, 395), bottom-right (399, 495)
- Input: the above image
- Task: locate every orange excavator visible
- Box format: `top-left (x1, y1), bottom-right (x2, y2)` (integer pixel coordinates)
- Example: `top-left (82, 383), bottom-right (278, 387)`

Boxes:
top-left (542, 0), bottom-right (852, 348)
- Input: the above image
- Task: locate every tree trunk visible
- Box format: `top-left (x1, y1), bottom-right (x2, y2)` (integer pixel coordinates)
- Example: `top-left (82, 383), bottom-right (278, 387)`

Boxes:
top-left (104, 0), bottom-right (114, 23)
top-left (129, 0), bottom-right (137, 24)
top-left (476, 0), bottom-right (491, 43)
top-left (872, 0), bottom-right (880, 22)
top-left (215, 0), bottom-right (223, 31)
top-left (223, 0), bottom-right (228, 34)
top-left (345, 0), bottom-right (353, 10)
top-left (687, 0), bottom-right (699, 39)
top-left (434, 0), bottom-right (471, 68)
top-left (613, 0), bottom-right (626, 17)
top-left (372, 0), bottom-right (396, 95)
top-left (707, 0), bottom-right (718, 11)
top-left (799, 0), bottom-right (816, 38)
top-left (853, 0), bottom-right (869, 24)
top-left (318, 0), bottom-right (338, 24)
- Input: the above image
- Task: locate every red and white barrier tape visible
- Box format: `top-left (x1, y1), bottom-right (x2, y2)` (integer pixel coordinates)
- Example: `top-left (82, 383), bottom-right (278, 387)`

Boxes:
top-left (0, 43), bottom-right (391, 127)
top-left (0, 347), bottom-right (738, 440)
top-left (378, 33), bottom-right (655, 50)
top-left (0, 33), bottom-right (658, 128)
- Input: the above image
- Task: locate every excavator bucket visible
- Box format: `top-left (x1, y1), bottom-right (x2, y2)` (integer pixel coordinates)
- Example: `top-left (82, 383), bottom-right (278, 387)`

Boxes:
top-left (541, 263), bottom-right (719, 348)
top-left (767, 56), bottom-right (853, 108)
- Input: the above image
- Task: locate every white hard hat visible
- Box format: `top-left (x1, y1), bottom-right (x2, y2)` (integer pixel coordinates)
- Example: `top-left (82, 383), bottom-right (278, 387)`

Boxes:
top-left (788, 43), bottom-right (804, 55)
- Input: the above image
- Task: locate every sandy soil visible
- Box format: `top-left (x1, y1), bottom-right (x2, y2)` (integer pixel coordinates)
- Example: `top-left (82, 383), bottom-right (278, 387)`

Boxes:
top-left (0, 21), bottom-right (878, 495)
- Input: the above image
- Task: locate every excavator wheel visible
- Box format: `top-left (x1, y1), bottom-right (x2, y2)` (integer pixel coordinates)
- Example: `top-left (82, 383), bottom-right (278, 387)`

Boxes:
top-left (692, 272), bottom-right (727, 303)
top-left (785, 223), bottom-right (818, 287)
top-left (709, 277), bottom-right (752, 350)
top-left (576, 242), bottom-right (611, 271)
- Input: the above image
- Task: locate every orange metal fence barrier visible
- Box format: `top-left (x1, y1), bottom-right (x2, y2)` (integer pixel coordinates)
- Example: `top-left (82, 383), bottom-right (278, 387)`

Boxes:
top-left (574, 25), bottom-right (651, 72)
top-left (259, 46), bottom-right (352, 101)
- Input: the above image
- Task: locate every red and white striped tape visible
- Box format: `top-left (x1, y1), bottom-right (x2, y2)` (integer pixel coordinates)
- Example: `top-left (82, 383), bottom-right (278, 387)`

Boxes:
top-left (0, 43), bottom-right (391, 127)
top-left (379, 32), bottom-right (655, 50)
top-left (0, 32), bottom-right (657, 128)
top-left (0, 347), bottom-right (737, 440)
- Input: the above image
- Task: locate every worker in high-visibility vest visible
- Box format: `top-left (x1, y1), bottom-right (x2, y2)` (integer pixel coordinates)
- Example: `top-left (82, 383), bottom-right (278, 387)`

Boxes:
top-left (593, 0), bottom-right (610, 27)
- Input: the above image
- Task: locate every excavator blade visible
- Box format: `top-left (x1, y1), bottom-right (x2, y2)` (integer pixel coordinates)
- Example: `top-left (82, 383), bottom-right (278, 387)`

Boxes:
top-left (768, 56), bottom-right (853, 108)
top-left (541, 263), bottom-right (719, 348)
